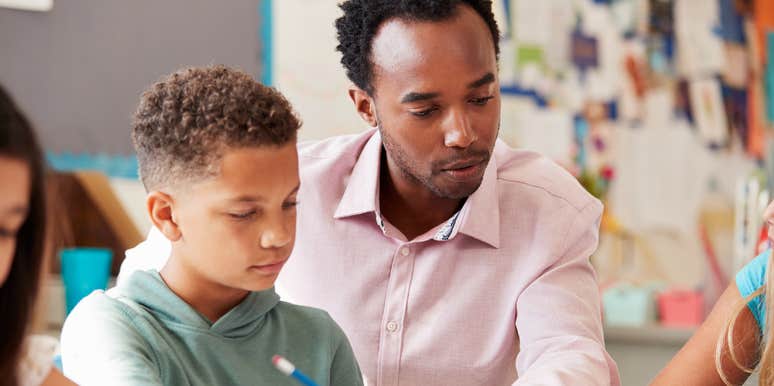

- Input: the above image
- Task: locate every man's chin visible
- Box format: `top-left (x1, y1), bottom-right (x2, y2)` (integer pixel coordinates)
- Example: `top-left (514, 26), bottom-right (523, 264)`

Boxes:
top-left (429, 179), bottom-right (483, 200)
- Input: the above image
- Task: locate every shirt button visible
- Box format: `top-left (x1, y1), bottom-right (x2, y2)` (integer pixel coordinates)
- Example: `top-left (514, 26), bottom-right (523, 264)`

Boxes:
top-left (386, 321), bottom-right (399, 332)
top-left (400, 247), bottom-right (410, 256)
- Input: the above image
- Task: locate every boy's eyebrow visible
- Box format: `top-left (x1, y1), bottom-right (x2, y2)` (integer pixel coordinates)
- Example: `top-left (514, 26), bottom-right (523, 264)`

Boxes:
top-left (226, 184), bottom-right (300, 203)
top-left (228, 195), bottom-right (266, 203)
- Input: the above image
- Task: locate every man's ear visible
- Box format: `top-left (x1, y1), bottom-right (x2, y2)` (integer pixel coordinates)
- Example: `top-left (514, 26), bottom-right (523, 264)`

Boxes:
top-left (348, 86), bottom-right (378, 127)
top-left (147, 191), bottom-right (182, 242)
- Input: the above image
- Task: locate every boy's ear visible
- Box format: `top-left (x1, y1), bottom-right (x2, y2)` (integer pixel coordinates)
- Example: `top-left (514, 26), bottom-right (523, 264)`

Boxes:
top-left (146, 191), bottom-right (182, 242)
top-left (348, 86), bottom-right (378, 127)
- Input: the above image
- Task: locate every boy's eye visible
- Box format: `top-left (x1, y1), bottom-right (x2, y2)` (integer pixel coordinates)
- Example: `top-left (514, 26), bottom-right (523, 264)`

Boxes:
top-left (282, 201), bottom-right (299, 210)
top-left (469, 96), bottom-right (494, 106)
top-left (229, 211), bottom-right (256, 220)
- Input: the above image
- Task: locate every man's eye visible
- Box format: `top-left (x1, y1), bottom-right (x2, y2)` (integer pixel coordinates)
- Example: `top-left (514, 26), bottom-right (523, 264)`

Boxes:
top-left (470, 96), bottom-right (494, 106)
top-left (412, 108), bottom-right (437, 118)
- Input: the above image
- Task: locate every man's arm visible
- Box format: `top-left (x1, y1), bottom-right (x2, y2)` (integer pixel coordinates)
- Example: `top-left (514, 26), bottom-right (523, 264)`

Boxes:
top-left (60, 293), bottom-right (163, 386)
top-left (514, 199), bottom-right (620, 386)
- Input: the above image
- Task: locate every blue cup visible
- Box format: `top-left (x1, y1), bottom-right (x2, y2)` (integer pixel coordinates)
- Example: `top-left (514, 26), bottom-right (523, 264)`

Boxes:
top-left (60, 248), bottom-right (113, 314)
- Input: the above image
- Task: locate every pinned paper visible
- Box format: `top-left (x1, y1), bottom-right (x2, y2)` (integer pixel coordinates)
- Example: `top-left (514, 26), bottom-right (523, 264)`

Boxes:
top-left (511, 0), bottom-right (552, 46)
top-left (499, 98), bottom-right (574, 166)
top-left (572, 30), bottom-right (599, 71)
top-left (648, 0), bottom-right (674, 35)
top-left (721, 43), bottom-right (750, 88)
top-left (492, 0), bottom-right (510, 38)
top-left (690, 78), bottom-right (729, 145)
top-left (611, 0), bottom-right (639, 34)
top-left (675, 0), bottom-right (725, 78)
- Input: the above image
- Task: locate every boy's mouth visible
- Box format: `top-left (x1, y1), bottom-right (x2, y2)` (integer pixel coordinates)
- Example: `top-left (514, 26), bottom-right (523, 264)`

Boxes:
top-left (248, 259), bottom-right (288, 275)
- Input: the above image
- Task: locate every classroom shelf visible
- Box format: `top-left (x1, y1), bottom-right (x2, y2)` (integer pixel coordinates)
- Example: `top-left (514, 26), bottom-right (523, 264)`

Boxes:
top-left (604, 324), bottom-right (696, 346)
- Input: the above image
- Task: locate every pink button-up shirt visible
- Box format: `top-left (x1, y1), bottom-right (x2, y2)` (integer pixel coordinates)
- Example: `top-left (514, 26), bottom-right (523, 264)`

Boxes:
top-left (279, 130), bottom-right (619, 386)
top-left (120, 129), bottom-right (619, 386)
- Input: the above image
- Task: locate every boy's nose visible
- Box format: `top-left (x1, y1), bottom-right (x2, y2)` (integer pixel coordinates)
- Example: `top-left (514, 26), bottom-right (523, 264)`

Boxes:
top-left (260, 229), bottom-right (291, 249)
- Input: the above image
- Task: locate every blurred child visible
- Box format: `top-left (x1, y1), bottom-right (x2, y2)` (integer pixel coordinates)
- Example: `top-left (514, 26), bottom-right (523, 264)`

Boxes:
top-left (60, 66), bottom-right (363, 385)
top-left (0, 85), bottom-right (76, 386)
top-left (653, 201), bottom-right (774, 385)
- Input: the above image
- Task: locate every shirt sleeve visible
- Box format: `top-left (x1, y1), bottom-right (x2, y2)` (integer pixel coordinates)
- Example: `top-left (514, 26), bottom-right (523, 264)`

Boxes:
top-left (60, 292), bottom-right (163, 386)
top-left (513, 199), bottom-right (621, 386)
top-left (18, 335), bottom-right (59, 386)
top-left (328, 319), bottom-right (364, 386)
top-left (735, 249), bottom-right (770, 331)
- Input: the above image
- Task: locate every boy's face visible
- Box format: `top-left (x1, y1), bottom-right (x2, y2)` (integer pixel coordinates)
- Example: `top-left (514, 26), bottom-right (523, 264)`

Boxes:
top-left (168, 143), bottom-right (299, 292)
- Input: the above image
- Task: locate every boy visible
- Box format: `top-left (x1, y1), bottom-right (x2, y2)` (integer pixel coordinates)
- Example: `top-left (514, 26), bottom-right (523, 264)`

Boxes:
top-left (60, 65), bottom-right (363, 386)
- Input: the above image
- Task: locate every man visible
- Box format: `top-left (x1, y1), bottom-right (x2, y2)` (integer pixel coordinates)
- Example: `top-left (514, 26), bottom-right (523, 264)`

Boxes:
top-left (121, 1), bottom-right (620, 384)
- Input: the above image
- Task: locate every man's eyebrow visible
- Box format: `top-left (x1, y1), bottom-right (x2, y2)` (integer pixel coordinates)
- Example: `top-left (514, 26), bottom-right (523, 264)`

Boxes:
top-left (401, 91), bottom-right (440, 104)
top-left (468, 73), bottom-right (495, 89)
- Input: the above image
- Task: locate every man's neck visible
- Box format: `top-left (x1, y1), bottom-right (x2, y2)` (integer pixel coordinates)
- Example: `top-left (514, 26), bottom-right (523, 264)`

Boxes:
top-left (159, 253), bottom-right (249, 323)
top-left (379, 154), bottom-right (464, 241)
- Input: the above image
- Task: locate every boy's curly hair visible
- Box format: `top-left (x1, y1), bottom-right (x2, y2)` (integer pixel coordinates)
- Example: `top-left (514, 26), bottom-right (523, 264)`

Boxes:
top-left (131, 65), bottom-right (301, 190)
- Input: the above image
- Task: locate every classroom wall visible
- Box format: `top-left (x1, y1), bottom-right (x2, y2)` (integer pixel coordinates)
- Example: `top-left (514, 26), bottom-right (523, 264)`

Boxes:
top-left (0, 0), bottom-right (263, 154)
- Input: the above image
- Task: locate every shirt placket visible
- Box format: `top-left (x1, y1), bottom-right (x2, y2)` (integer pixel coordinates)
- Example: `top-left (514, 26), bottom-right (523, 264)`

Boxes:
top-left (376, 243), bottom-right (416, 386)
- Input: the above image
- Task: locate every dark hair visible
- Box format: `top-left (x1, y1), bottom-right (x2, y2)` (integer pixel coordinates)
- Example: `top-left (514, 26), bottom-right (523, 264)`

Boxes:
top-left (335, 0), bottom-right (500, 95)
top-left (0, 85), bottom-right (48, 385)
top-left (131, 65), bottom-right (302, 191)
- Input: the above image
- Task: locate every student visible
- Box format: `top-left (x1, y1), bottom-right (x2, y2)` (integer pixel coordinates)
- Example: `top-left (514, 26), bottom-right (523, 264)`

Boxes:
top-left (653, 202), bottom-right (774, 385)
top-left (0, 85), bottom-right (76, 386)
top-left (60, 66), bottom-right (363, 386)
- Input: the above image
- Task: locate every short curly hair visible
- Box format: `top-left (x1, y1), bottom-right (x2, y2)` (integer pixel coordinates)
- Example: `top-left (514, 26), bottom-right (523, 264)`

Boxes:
top-left (131, 65), bottom-right (301, 191)
top-left (335, 0), bottom-right (500, 95)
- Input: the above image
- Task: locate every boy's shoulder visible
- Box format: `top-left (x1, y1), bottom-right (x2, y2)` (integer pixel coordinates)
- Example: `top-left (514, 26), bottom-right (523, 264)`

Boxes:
top-left (62, 288), bottom-right (150, 334)
top-left (273, 301), bottom-right (347, 338)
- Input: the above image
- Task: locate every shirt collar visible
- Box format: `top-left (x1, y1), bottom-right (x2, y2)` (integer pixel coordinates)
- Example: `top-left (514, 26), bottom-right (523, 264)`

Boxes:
top-left (333, 130), bottom-right (382, 219)
top-left (333, 130), bottom-right (500, 248)
top-left (456, 157), bottom-right (500, 248)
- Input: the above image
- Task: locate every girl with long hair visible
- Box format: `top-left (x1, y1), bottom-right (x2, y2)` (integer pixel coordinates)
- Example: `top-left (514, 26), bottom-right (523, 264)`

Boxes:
top-left (0, 84), bottom-right (75, 386)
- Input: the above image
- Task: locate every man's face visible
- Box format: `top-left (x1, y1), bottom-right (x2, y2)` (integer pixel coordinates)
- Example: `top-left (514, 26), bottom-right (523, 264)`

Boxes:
top-left (368, 5), bottom-right (500, 199)
top-left (169, 144), bottom-right (300, 292)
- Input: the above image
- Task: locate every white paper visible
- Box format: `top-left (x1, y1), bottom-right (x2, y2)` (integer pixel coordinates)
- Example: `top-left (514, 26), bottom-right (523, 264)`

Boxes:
top-left (499, 39), bottom-right (518, 85)
top-left (0, 0), bottom-right (51, 11)
top-left (643, 88), bottom-right (674, 129)
top-left (499, 96), bottom-right (536, 147)
top-left (501, 101), bottom-right (575, 166)
top-left (492, 0), bottom-right (510, 37)
top-left (274, 1), bottom-right (366, 140)
top-left (690, 78), bottom-right (729, 144)
top-left (512, 0), bottom-right (553, 45)
top-left (675, 0), bottom-right (725, 78)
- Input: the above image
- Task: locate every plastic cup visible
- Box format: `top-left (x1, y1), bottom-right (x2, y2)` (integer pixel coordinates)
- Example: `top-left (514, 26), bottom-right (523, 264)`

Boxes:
top-left (60, 248), bottom-right (112, 314)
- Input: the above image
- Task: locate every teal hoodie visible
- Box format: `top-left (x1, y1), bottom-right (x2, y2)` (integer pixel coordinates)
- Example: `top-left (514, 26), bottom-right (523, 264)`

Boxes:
top-left (60, 270), bottom-right (363, 386)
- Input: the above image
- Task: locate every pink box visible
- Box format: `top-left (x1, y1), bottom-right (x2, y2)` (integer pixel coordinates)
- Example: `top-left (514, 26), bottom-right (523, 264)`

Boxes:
top-left (657, 290), bottom-right (704, 327)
